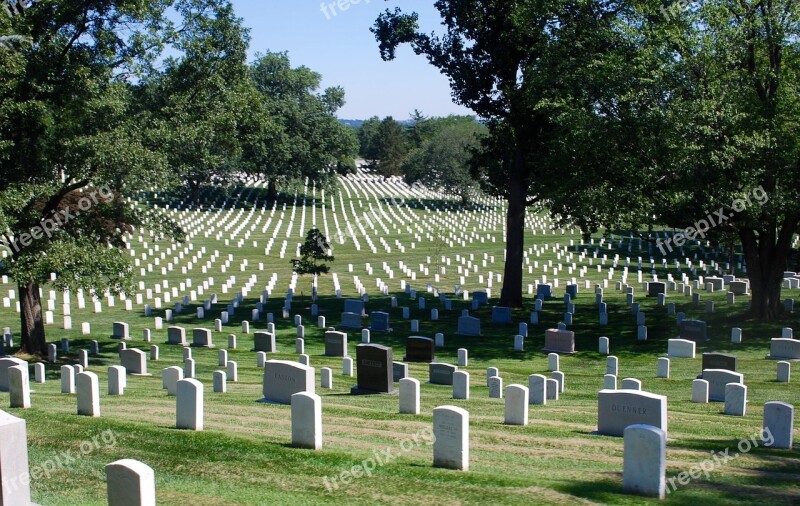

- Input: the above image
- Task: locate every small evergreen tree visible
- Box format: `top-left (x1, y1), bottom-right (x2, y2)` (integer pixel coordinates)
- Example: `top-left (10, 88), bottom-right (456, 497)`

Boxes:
top-left (291, 229), bottom-right (334, 276)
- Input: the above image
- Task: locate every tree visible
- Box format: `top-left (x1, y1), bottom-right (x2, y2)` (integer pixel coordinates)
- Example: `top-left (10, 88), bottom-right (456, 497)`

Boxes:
top-left (141, 0), bottom-right (254, 205)
top-left (0, 0), bottom-right (213, 355)
top-left (402, 116), bottom-right (485, 207)
top-left (291, 229), bottom-right (335, 276)
top-left (373, 1), bottom-right (636, 307)
top-left (542, 0), bottom-right (800, 320)
top-left (359, 116), bottom-right (408, 178)
top-left (248, 51), bottom-right (358, 204)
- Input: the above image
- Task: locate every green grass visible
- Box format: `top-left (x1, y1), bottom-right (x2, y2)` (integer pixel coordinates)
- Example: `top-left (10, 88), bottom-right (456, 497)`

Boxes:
top-left (1, 178), bottom-right (799, 505)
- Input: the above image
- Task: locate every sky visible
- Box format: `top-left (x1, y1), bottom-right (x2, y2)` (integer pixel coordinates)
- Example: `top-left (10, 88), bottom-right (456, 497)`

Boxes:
top-left (229, 1), bottom-right (473, 120)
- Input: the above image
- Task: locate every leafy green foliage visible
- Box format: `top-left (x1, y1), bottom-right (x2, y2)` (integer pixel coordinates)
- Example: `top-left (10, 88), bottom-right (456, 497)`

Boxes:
top-left (291, 228), bottom-right (335, 276)
top-left (358, 116), bottom-right (408, 177)
top-left (402, 116), bottom-right (485, 206)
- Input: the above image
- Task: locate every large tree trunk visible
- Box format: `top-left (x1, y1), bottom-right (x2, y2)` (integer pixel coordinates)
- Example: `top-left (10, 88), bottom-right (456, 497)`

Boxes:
top-left (500, 150), bottom-right (527, 308)
top-left (266, 179), bottom-right (278, 206)
top-left (20, 281), bottom-right (47, 356)
top-left (740, 222), bottom-right (795, 320)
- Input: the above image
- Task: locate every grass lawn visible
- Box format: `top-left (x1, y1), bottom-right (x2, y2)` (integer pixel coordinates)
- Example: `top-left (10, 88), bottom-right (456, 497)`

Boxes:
top-left (1, 176), bottom-right (798, 505)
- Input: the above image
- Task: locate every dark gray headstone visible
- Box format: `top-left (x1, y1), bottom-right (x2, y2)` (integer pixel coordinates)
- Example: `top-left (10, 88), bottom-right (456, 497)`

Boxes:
top-left (404, 336), bottom-right (435, 362)
top-left (351, 344), bottom-right (396, 395)
top-left (701, 352), bottom-right (737, 372)
top-left (491, 306), bottom-right (513, 324)
top-left (429, 363), bottom-right (458, 385)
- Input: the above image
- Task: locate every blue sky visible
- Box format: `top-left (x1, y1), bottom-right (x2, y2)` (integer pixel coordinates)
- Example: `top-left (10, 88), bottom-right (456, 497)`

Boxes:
top-left (230, 1), bottom-right (473, 120)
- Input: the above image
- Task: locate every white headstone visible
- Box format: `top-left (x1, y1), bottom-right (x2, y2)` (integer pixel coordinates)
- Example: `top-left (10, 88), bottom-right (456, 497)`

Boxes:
top-left (176, 378), bottom-right (204, 430)
top-left (291, 392), bottom-right (322, 450)
top-left (623, 424), bottom-right (666, 499)
top-left (504, 384), bottom-right (529, 426)
top-left (399, 377), bottom-right (420, 414)
top-left (76, 371), bottom-right (100, 417)
top-left (433, 405), bottom-right (469, 471)
top-left (106, 459), bottom-right (156, 506)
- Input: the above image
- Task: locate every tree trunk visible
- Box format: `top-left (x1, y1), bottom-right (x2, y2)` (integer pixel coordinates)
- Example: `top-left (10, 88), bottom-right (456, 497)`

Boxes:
top-left (500, 150), bottom-right (527, 308)
top-left (740, 223), bottom-right (795, 320)
top-left (20, 281), bottom-right (46, 356)
top-left (266, 179), bottom-right (278, 206)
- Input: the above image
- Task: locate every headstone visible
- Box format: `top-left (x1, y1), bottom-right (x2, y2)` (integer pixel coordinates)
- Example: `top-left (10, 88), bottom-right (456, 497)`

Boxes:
top-left (647, 282), bottom-right (666, 297)
top-left (623, 425), bottom-right (666, 499)
top-left (108, 365), bottom-right (126, 396)
top-left (667, 339), bottom-right (696, 358)
top-left (457, 348), bottom-right (468, 367)
top-left (106, 459), bottom-right (156, 506)
top-left (256, 352), bottom-right (267, 368)
top-left (453, 371), bottom-right (470, 400)
top-left (342, 357), bottom-right (353, 377)
top-left (60, 364), bottom-right (75, 394)
top-left (768, 338), bottom-right (800, 360)
top-left (504, 384), bottom-right (529, 425)
top-left (546, 378), bottom-right (559, 400)
top-left (405, 336), bottom-right (435, 362)
top-left (291, 392), bottom-right (322, 450)
top-left (606, 356), bottom-right (618, 376)
top-left (0, 409), bottom-right (32, 504)
top-left (176, 378), bottom-right (203, 430)
top-left (731, 328), bottom-right (742, 343)
top-left (657, 358), bottom-right (670, 378)
top-left (621, 378), bottom-right (642, 390)
top-left (599, 337), bottom-right (609, 355)
top-left (321, 367), bottom-right (333, 389)
top-left (399, 377), bottom-right (420, 414)
top-left (183, 358), bottom-right (195, 379)
top-left (777, 361), bottom-right (791, 382)
top-left (162, 366), bottom-right (183, 396)
top-left (76, 371), bottom-right (100, 417)
top-left (702, 369), bottom-right (743, 402)
top-left (702, 352), bottom-right (737, 372)
top-left (340, 312), bottom-right (362, 329)
top-left (543, 329), bottom-right (575, 354)
top-left (528, 374), bottom-right (547, 405)
top-left (324, 331), bottom-right (348, 357)
top-left (167, 326), bottom-right (187, 346)
top-left (724, 383), bottom-right (747, 416)
top-left (253, 332), bottom-right (276, 353)
top-left (226, 361), bottom-right (238, 382)
top-left (120, 349), bottom-right (148, 375)
top-left (604, 374), bottom-right (617, 390)
top-left (393, 361), bottom-right (408, 382)
top-left (491, 306), bottom-right (513, 324)
top-left (488, 376), bottom-right (503, 398)
top-left (432, 406), bottom-right (469, 471)
top-left (191, 328), bottom-right (214, 348)
top-left (679, 319), bottom-right (708, 342)
top-left (597, 390), bottom-right (668, 437)
top-left (548, 353), bottom-right (560, 372)
top-left (0, 357), bottom-right (26, 392)
top-left (344, 298), bottom-right (365, 315)
top-left (691, 379), bottom-right (709, 403)
top-left (430, 362), bottom-right (458, 386)
top-left (112, 322), bottom-right (130, 340)
top-left (262, 360), bottom-right (315, 404)
top-left (34, 362), bottom-right (45, 384)
top-left (456, 316), bottom-right (481, 336)
top-left (213, 370), bottom-right (226, 393)
top-left (763, 401), bottom-right (794, 449)
top-left (8, 365), bottom-right (30, 409)
top-left (552, 371), bottom-right (565, 393)
top-left (351, 344), bottom-right (396, 394)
